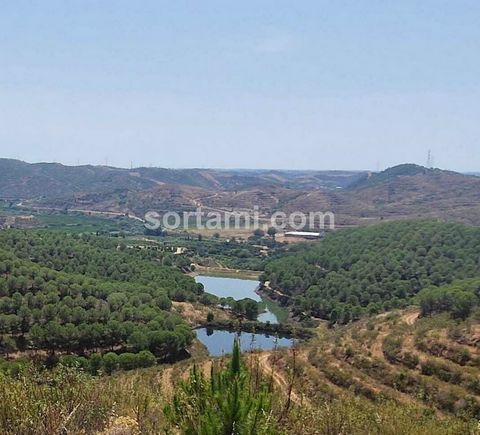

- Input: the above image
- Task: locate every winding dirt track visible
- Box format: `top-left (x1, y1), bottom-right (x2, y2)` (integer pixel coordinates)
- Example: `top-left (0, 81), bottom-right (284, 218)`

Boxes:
top-left (402, 309), bottom-right (420, 326)
top-left (369, 309), bottom-right (419, 359)
top-left (257, 352), bottom-right (304, 405)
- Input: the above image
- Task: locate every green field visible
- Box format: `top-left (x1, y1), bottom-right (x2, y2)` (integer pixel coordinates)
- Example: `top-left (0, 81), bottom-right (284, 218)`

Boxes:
top-left (36, 212), bottom-right (143, 234)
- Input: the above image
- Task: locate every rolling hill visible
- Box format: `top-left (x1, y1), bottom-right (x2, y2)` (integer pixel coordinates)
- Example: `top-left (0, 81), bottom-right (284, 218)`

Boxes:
top-left (0, 158), bottom-right (363, 199)
top-left (1, 159), bottom-right (480, 226)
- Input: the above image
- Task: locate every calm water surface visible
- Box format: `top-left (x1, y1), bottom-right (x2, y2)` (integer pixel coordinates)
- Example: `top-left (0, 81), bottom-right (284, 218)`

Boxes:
top-left (194, 275), bottom-right (292, 354)
top-left (195, 327), bottom-right (294, 356)
top-left (195, 275), bottom-right (285, 324)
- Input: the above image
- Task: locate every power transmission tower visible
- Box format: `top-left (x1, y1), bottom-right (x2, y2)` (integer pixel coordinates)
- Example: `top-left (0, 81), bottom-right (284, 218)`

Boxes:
top-left (426, 150), bottom-right (434, 168)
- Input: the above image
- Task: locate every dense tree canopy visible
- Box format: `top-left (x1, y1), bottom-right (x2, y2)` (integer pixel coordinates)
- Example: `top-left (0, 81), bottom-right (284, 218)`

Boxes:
top-left (0, 230), bottom-right (199, 359)
top-left (262, 221), bottom-right (480, 323)
top-left (416, 278), bottom-right (480, 320)
top-left (0, 230), bottom-right (199, 295)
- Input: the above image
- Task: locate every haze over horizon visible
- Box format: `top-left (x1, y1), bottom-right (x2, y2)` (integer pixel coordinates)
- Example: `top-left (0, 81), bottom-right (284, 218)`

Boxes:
top-left (1, 1), bottom-right (479, 172)
top-left (1, 157), bottom-right (478, 175)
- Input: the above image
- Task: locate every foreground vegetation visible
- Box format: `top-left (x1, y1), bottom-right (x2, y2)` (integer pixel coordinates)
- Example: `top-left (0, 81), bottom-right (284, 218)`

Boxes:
top-left (165, 338), bottom-right (277, 433)
top-left (0, 338), bottom-right (476, 434)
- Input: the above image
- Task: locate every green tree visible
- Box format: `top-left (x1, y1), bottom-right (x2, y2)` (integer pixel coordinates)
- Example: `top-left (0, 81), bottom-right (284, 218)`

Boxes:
top-left (1, 336), bottom-right (17, 357)
top-left (136, 350), bottom-right (156, 368)
top-left (253, 229), bottom-right (265, 237)
top-left (165, 338), bottom-right (276, 434)
top-left (243, 299), bottom-right (259, 321)
top-left (267, 227), bottom-right (277, 242)
top-left (102, 352), bottom-right (119, 375)
top-left (118, 353), bottom-right (137, 370)
top-left (89, 353), bottom-right (103, 375)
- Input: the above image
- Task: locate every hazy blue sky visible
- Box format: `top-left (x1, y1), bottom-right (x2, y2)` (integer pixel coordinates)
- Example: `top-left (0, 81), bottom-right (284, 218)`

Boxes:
top-left (1, 1), bottom-right (479, 171)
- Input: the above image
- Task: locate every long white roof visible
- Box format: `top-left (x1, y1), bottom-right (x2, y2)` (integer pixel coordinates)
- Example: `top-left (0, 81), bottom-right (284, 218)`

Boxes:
top-left (284, 231), bottom-right (321, 236)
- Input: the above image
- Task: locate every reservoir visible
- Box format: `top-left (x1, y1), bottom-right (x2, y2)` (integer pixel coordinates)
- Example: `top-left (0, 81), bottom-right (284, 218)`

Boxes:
top-left (194, 275), bottom-right (287, 324)
top-left (195, 327), bottom-right (294, 357)
top-left (194, 275), bottom-right (292, 355)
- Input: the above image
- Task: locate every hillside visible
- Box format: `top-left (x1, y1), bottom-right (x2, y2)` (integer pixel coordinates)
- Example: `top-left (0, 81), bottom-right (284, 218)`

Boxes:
top-left (279, 164), bottom-right (480, 225)
top-left (0, 158), bottom-right (362, 199)
top-left (288, 302), bottom-right (480, 423)
top-left (347, 164), bottom-right (480, 224)
top-left (349, 164), bottom-right (439, 189)
top-left (0, 159), bottom-right (157, 199)
top-left (1, 223), bottom-right (480, 432)
top-left (262, 220), bottom-right (480, 322)
top-left (0, 230), bottom-right (205, 363)
top-left (265, 277), bottom-right (480, 425)
top-left (2, 159), bottom-right (480, 226)
top-left (1, 324), bottom-right (477, 434)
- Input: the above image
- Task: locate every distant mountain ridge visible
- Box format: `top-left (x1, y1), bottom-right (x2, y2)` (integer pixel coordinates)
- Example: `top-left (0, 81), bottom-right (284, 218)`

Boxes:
top-left (0, 158), bottom-right (364, 199)
top-left (1, 159), bottom-right (480, 226)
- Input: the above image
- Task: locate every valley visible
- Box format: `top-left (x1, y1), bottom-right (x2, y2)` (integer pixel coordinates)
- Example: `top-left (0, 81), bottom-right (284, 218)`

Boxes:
top-left (3, 2), bottom-right (479, 432)
top-left (1, 215), bottom-right (480, 433)
top-left (3, 160), bottom-right (480, 230)
top-left (1, 162), bottom-right (480, 434)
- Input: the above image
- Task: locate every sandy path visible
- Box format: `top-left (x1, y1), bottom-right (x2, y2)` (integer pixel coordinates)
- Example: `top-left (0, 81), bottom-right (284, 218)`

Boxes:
top-left (257, 352), bottom-right (304, 405)
top-left (402, 309), bottom-right (420, 326)
top-left (159, 368), bottom-right (174, 401)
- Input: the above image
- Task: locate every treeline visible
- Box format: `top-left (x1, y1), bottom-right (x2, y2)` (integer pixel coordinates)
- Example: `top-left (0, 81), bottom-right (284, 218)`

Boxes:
top-left (0, 348), bottom-right (162, 377)
top-left (203, 319), bottom-right (313, 339)
top-left (416, 278), bottom-right (480, 319)
top-left (0, 230), bottom-right (200, 359)
top-left (262, 220), bottom-right (480, 323)
top-left (194, 289), bottom-right (263, 321)
top-left (182, 236), bottom-right (269, 270)
top-left (59, 350), bottom-right (157, 374)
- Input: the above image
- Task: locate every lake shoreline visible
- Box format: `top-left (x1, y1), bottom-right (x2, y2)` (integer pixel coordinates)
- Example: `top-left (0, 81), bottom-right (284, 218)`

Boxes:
top-left (194, 326), bottom-right (299, 357)
top-left (194, 273), bottom-right (289, 324)
top-left (192, 273), bottom-right (307, 355)
top-left (192, 268), bottom-right (292, 321)
top-left (190, 265), bottom-right (260, 280)
top-left (196, 320), bottom-right (314, 339)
